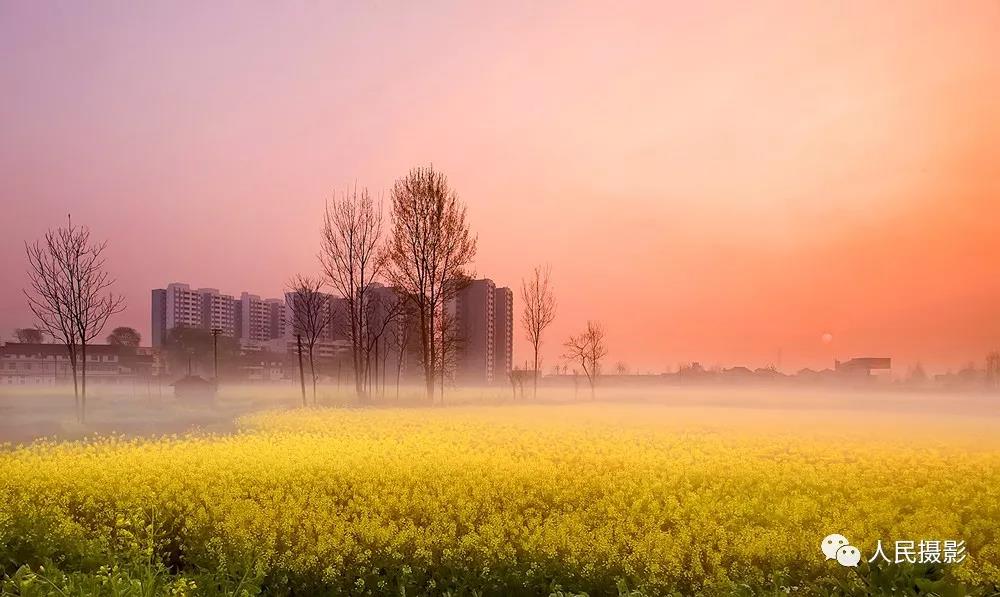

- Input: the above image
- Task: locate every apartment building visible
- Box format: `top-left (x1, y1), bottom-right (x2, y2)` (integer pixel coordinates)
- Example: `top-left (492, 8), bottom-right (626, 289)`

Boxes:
top-left (149, 278), bottom-right (513, 386)
top-left (154, 283), bottom-right (279, 347)
top-left (451, 278), bottom-right (497, 385)
top-left (493, 285), bottom-right (514, 384)
top-left (239, 293), bottom-right (271, 343)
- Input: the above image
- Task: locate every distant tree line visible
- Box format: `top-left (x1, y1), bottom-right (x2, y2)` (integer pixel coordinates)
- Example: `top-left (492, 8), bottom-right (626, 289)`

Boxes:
top-left (285, 166), bottom-right (479, 405)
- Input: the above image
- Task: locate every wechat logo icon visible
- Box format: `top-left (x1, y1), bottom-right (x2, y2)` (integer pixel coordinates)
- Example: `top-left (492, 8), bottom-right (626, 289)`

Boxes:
top-left (822, 533), bottom-right (861, 567)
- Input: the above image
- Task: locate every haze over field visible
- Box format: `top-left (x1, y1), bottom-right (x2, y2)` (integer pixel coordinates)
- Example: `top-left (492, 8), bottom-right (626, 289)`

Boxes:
top-left (2, 1), bottom-right (999, 373)
top-left (3, 383), bottom-right (999, 445)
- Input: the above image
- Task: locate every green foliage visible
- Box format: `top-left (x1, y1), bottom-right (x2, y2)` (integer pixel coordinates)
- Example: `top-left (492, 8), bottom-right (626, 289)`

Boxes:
top-left (107, 327), bottom-right (142, 348)
top-left (161, 327), bottom-right (239, 377)
top-left (816, 559), bottom-right (999, 597)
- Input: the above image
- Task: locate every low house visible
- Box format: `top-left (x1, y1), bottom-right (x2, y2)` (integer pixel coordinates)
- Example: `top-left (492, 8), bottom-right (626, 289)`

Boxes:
top-left (172, 375), bottom-right (217, 400)
top-left (835, 357), bottom-right (892, 378)
top-left (0, 343), bottom-right (142, 385)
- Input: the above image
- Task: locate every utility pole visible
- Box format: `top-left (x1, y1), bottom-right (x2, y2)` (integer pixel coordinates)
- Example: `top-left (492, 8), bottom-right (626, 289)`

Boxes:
top-left (211, 328), bottom-right (222, 380)
top-left (296, 333), bottom-right (306, 407)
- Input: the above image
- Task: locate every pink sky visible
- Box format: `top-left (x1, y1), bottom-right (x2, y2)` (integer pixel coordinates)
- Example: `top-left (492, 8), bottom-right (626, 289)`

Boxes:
top-left (1, 1), bottom-right (999, 374)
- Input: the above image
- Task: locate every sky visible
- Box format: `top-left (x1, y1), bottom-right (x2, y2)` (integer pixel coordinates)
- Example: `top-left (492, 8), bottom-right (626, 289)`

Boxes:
top-left (1, 1), bottom-right (998, 374)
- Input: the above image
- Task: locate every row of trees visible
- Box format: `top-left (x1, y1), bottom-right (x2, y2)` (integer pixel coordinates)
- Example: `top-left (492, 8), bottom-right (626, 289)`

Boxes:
top-left (286, 165), bottom-right (609, 404)
top-left (19, 169), bottom-right (610, 417)
top-left (519, 265), bottom-right (611, 400)
top-left (9, 325), bottom-right (138, 347)
top-left (284, 167), bottom-right (478, 405)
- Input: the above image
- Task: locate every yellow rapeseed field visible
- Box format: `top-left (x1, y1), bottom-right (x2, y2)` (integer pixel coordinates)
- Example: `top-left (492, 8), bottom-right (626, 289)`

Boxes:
top-left (1, 401), bottom-right (999, 595)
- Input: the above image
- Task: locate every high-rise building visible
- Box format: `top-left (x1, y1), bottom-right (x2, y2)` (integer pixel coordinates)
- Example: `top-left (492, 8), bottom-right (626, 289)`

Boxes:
top-left (150, 280), bottom-right (515, 378)
top-left (153, 283), bottom-right (239, 344)
top-left (285, 291), bottom-right (333, 340)
top-left (324, 295), bottom-right (348, 343)
top-left (266, 298), bottom-right (287, 340)
top-left (282, 290), bottom-right (351, 359)
top-left (452, 278), bottom-right (497, 385)
top-left (200, 288), bottom-right (236, 337)
top-left (165, 283), bottom-right (205, 330)
top-left (151, 289), bottom-right (167, 348)
top-left (493, 286), bottom-right (513, 383)
top-left (448, 278), bottom-right (514, 386)
top-left (240, 293), bottom-right (271, 343)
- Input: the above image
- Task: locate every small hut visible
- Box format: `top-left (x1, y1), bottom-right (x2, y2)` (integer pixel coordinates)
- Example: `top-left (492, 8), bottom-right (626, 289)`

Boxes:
top-left (172, 375), bottom-right (217, 401)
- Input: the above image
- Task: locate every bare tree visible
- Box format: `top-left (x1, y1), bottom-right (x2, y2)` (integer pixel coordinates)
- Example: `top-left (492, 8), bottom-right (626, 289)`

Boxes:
top-left (386, 165), bottom-right (477, 403)
top-left (14, 327), bottom-right (45, 344)
top-left (287, 275), bottom-right (334, 405)
top-left (615, 361), bottom-right (629, 376)
top-left (24, 230), bottom-right (79, 417)
top-left (562, 321), bottom-right (608, 400)
top-left (24, 217), bottom-right (124, 423)
top-left (294, 333), bottom-right (306, 407)
top-left (520, 264), bottom-right (556, 399)
top-left (320, 187), bottom-right (387, 402)
top-left (359, 287), bottom-right (404, 400)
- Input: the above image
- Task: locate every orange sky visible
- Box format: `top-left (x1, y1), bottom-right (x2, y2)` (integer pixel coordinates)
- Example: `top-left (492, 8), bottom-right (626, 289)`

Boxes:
top-left (1, 1), bottom-right (998, 373)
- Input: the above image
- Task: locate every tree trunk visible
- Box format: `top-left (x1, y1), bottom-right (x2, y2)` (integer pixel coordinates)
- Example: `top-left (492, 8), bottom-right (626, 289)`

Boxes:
top-left (395, 358), bottom-right (402, 401)
top-left (533, 343), bottom-right (540, 400)
top-left (351, 305), bottom-right (367, 402)
top-left (416, 303), bottom-right (431, 403)
top-left (308, 347), bottom-right (317, 406)
top-left (374, 340), bottom-right (379, 401)
top-left (296, 334), bottom-right (306, 407)
top-left (381, 341), bottom-right (389, 400)
top-left (426, 307), bottom-right (436, 403)
top-left (80, 342), bottom-right (87, 424)
top-left (68, 345), bottom-right (79, 423)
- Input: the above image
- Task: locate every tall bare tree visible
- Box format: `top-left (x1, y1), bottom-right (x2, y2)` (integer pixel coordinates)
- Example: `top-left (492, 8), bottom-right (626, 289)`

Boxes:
top-left (520, 264), bottom-right (557, 399)
top-left (320, 187), bottom-right (387, 401)
top-left (386, 165), bottom-right (477, 403)
top-left (25, 217), bottom-right (124, 422)
top-left (287, 274), bottom-right (334, 405)
top-left (24, 230), bottom-right (79, 416)
top-left (562, 321), bottom-right (607, 400)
